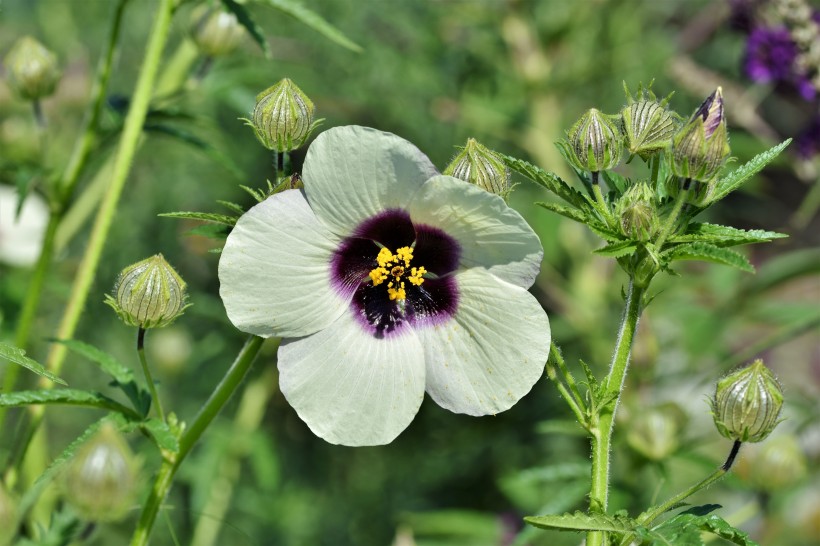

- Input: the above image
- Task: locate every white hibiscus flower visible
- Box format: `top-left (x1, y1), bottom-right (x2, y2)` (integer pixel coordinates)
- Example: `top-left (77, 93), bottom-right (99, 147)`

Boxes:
top-left (0, 185), bottom-right (48, 267)
top-left (219, 126), bottom-right (550, 446)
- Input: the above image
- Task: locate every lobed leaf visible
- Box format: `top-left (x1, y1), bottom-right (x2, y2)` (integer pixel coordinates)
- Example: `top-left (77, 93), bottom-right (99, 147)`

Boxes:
top-left (671, 223), bottom-right (787, 248)
top-left (536, 201), bottom-right (588, 224)
top-left (256, 0), bottom-right (363, 52)
top-left (663, 242), bottom-right (754, 273)
top-left (594, 240), bottom-right (638, 257)
top-left (221, 0), bottom-right (271, 57)
top-left (525, 510), bottom-right (638, 534)
top-left (0, 342), bottom-right (67, 385)
top-left (705, 139), bottom-right (791, 205)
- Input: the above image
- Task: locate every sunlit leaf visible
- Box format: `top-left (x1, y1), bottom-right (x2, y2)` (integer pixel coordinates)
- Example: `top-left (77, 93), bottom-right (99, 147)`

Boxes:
top-left (525, 510), bottom-right (638, 534)
top-left (671, 223), bottom-right (787, 248)
top-left (504, 154), bottom-right (591, 209)
top-left (663, 242), bottom-right (754, 273)
top-left (0, 342), bottom-right (67, 386)
top-left (0, 389), bottom-right (140, 418)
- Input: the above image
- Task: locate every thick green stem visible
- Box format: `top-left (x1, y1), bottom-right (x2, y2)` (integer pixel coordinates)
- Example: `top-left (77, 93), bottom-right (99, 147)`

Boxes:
top-left (138, 328), bottom-right (165, 422)
top-left (130, 335), bottom-right (265, 546)
top-left (587, 279), bottom-right (644, 546)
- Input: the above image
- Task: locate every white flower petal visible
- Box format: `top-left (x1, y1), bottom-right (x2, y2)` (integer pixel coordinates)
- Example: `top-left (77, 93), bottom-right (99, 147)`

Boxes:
top-left (219, 189), bottom-right (348, 338)
top-left (420, 268), bottom-right (550, 415)
top-left (408, 175), bottom-right (542, 288)
top-left (0, 185), bottom-right (48, 267)
top-left (278, 312), bottom-right (426, 446)
top-left (303, 126), bottom-right (438, 236)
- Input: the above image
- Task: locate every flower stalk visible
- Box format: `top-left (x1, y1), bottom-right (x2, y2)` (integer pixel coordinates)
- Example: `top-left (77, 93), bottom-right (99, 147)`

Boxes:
top-left (138, 328), bottom-right (165, 422)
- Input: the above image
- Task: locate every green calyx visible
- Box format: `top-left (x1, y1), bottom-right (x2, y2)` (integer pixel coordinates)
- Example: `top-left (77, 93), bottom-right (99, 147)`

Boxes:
top-left (105, 254), bottom-right (190, 329)
top-left (564, 108), bottom-right (623, 173)
top-left (4, 35), bottom-right (61, 101)
top-left (444, 138), bottom-right (512, 198)
top-left (712, 359), bottom-right (783, 443)
top-left (245, 78), bottom-right (320, 152)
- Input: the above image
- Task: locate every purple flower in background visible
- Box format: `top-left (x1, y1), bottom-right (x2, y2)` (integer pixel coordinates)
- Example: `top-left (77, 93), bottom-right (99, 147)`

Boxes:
top-left (744, 27), bottom-right (798, 83)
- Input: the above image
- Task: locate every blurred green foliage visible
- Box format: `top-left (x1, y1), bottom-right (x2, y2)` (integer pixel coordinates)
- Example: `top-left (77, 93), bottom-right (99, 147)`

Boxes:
top-left (0, 0), bottom-right (817, 545)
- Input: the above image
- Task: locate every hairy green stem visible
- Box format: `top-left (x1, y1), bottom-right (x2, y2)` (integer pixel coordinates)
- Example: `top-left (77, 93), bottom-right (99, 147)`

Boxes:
top-left (587, 279), bottom-right (644, 546)
top-left (130, 335), bottom-right (265, 546)
top-left (590, 171), bottom-right (612, 224)
top-left (655, 178), bottom-right (691, 249)
top-left (546, 344), bottom-right (586, 425)
top-left (138, 328), bottom-right (165, 422)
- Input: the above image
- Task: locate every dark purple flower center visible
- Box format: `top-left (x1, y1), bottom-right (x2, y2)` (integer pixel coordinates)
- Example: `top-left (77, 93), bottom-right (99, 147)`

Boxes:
top-left (331, 209), bottom-right (460, 338)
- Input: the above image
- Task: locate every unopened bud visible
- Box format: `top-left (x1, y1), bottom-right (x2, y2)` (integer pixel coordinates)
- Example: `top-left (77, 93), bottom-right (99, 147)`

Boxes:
top-left (444, 138), bottom-right (511, 198)
top-left (0, 484), bottom-right (16, 546)
top-left (621, 85), bottom-right (680, 158)
top-left (4, 36), bottom-right (60, 101)
top-left (671, 88), bottom-right (730, 182)
top-left (62, 424), bottom-right (138, 522)
top-left (712, 359), bottom-right (783, 443)
top-left (247, 78), bottom-right (317, 152)
top-left (105, 254), bottom-right (189, 329)
top-left (564, 108), bottom-right (622, 172)
top-left (615, 182), bottom-right (658, 240)
top-left (189, 5), bottom-right (245, 57)
top-left (626, 403), bottom-right (687, 461)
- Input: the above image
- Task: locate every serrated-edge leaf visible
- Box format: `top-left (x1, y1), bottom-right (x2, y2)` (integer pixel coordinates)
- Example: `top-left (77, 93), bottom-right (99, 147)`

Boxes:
top-left (587, 222), bottom-right (627, 243)
top-left (0, 389), bottom-right (140, 418)
top-left (594, 240), bottom-right (638, 257)
top-left (221, 0), bottom-right (271, 57)
top-left (706, 139), bottom-right (791, 205)
top-left (158, 211), bottom-right (237, 226)
top-left (503, 154), bottom-right (591, 208)
top-left (217, 200), bottom-right (245, 215)
top-left (536, 201), bottom-right (588, 224)
top-left (257, 0), bottom-right (363, 52)
top-left (524, 511), bottom-right (638, 533)
top-left (0, 342), bottom-right (67, 386)
top-left (671, 223), bottom-right (788, 247)
top-left (648, 512), bottom-right (759, 546)
top-left (142, 418), bottom-right (180, 454)
top-left (51, 339), bottom-right (133, 384)
top-left (663, 242), bottom-right (754, 273)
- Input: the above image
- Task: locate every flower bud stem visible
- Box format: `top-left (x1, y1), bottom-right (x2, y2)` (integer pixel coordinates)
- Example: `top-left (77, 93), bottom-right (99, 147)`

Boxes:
top-left (655, 177), bottom-right (691, 249)
top-left (547, 343), bottom-right (587, 427)
top-left (617, 440), bottom-right (742, 546)
top-left (137, 328), bottom-right (165, 423)
top-left (590, 171), bottom-right (613, 224)
top-left (32, 100), bottom-right (46, 130)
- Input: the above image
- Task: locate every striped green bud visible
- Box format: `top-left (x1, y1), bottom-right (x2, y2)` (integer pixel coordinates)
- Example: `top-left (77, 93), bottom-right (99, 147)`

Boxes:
top-left (105, 254), bottom-right (189, 329)
top-left (563, 108), bottom-right (622, 172)
top-left (712, 359), bottom-right (783, 443)
top-left (444, 138), bottom-right (511, 198)
top-left (247, 78), bottom-right (317, 152)
top-left (621, 85), bottom-right (680, 159)
top-left (671, 88), bottom-right (730, 182)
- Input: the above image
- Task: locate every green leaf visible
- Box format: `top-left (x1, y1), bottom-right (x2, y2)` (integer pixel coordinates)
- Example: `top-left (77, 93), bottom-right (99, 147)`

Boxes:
top-left (52, 339), bottom-right (133, 384)
top-left (594, 240), bottom-right (638, 257)
top-left (255, 0), bottom-right (363, 52)
top-left (217, 200), bottom-right (245, 215)
top-left (639, 510), bottom-right (759, 546)
top-left (221, 0), bottom-right (271, 57)
top-left (601, 170), bottom-right (630, 195)
top-left (0, 389), bottom-right (140, 418)
top-left (144, 124), bottom-right (244, 179)
top-left (663, 242), bottom-right (754, 273)
top-left (141, 418), bottom-right (180, 454)
top-left (525, 511), bottom-right (638, 534)
top-left (671, 223), bottom-right (788, 248)
top-left (158, 211), bottom-right (237, 226)
top-left (587, 222), bottom-right (626, 243)
top-left (186, 223), bottom-right (229, 240)
top-left (0, 342), bottom-right (67, 386)
top-left (504, 154), bottom-right (591, 209)
top-left (536, 201), bottom-right (588, 224)
top-left (706, 139), bottom-right (791, 205)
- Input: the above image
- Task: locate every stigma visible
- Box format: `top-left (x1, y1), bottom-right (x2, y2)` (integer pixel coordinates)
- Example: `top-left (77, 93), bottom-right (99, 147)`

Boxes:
top-left (368, 246), bottom-right (427, 301)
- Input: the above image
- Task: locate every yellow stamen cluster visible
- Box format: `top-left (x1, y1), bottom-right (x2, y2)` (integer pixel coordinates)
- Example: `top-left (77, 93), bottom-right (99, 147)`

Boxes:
top-left (368, 246), bottom-right (427, 301)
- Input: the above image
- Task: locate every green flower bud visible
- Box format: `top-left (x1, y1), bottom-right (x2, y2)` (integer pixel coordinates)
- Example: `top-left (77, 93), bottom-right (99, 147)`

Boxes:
top-left (189, 4), bottom-right (245, 57)
top-left (626, 403), bottom-right (687, 461)
top-left (615, 182), bottom-right (659, 240)
top-left (671, 88), bottom-right (730, 182)
top-left (712, 359), bottom-right (783, 443)
top-left (443, 138), bottom-right (512, 198)
top-left (0, 485), bottom-right (17, 546)
top-left (563, 108), bottom-right (622, 172)
top-left (4, 36), bottom-right (60, 101)
top-left (621, 85), bottom-right (680, 159)
top-left (105, 254), bottom-right (189, 329)
top-left (247, 78), bottom-right (317, 152)
top-left (62, 424), bottom-right (138, 523)
top-left (745, 434), bottom-right (808, 492)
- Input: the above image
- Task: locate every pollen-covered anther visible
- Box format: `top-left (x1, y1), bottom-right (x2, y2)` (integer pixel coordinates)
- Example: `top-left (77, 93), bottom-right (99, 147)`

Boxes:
top-left (368, 245), bottom-right (425, 300)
